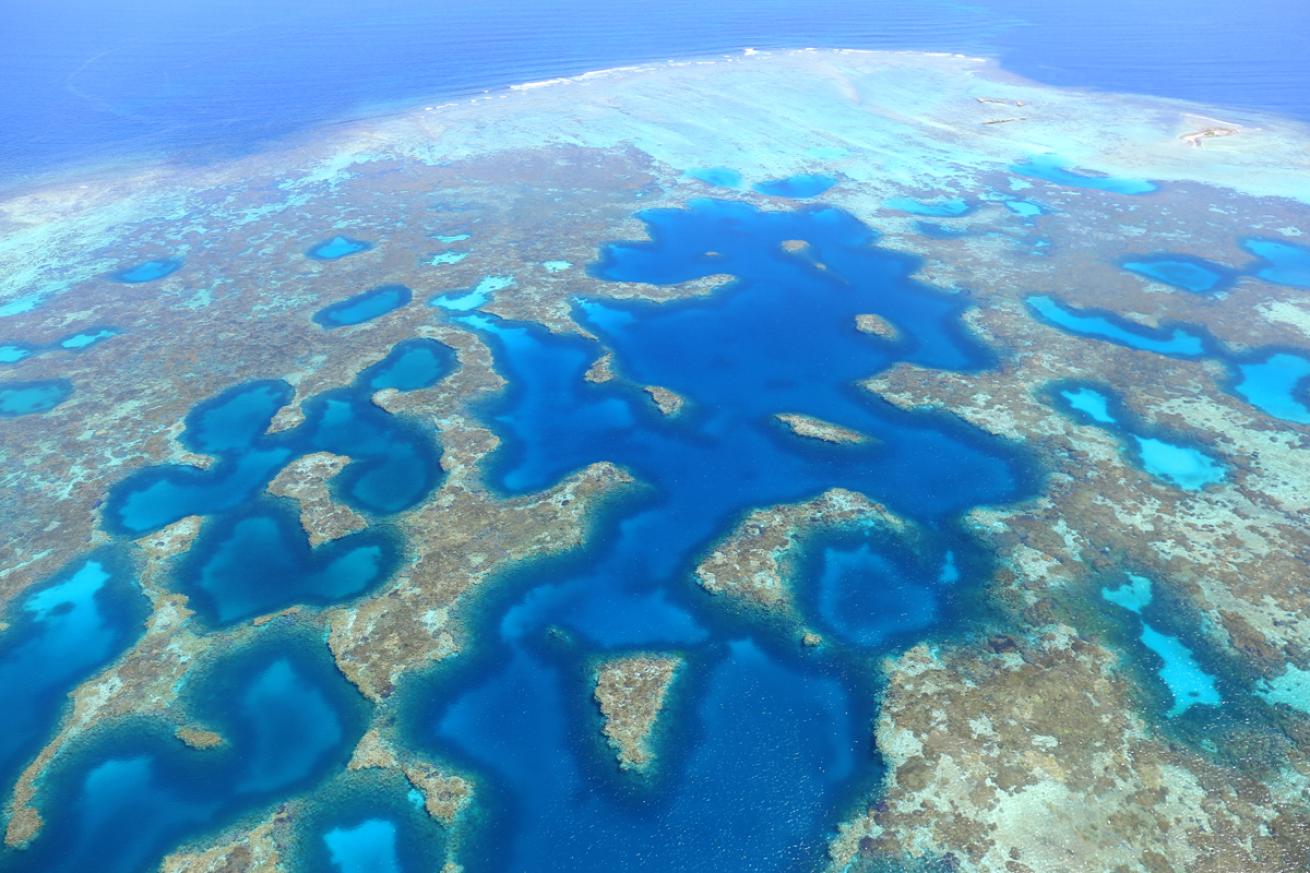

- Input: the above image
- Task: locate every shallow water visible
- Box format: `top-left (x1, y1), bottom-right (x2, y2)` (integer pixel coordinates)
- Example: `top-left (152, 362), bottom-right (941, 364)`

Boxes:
top-left (1010, 155), bottom-right (1157, 195)
top-left (884, 196), bottom-right (971, 217)
top-left (1122, 256), bottom-right (1230, 293)
top-left (1102, 574), bottom-right (1222, 718)
top-left (112, 259), bottom-right (182, 284)
top-left (1051, 382), bottom-right (1226, 491)
top-left (430, 276), bottom-right (514, 313)
top-left (753, 174), bottom-right (838, 198)
top-left (308, 236), bottom-right (374, 261)
top-left (0, 380), bottom-right (72, 416)
top-left (295, 770), bottom-right (448, 873)
top-left (810, 538), bottom-right (943, 648)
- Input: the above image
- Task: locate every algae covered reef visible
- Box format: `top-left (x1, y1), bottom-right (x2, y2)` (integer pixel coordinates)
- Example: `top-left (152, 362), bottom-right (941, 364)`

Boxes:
top-left (1, 49), bottom-right (1310, 872)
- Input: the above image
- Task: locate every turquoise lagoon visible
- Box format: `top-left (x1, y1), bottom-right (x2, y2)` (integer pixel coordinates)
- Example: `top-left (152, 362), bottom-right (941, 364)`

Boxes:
top-left (1011, 154), bottom-right (1157, 195)
top-left (1029, 293), bottom-right (1310, 424)
top-left (308, 236), bottom-right (374, 260)
top-left (430, 275), bottom-right (513, 312)
top-left (1102, 574), bottom-right (1222, 718)
top-left (752, 174), bottom-right (838, 198)
top-left (112, 259), bottom-right (182, 284)
top-left (1243, 238), bottom-right (1310, 288)
top-left (0, 327), bottom-right (118, 366)
top-left (0, 380), bottom-right (73, 416)
top-left (1121, 255), bottom-right (1232, 294)
top-left (1051, 382), bottom-right (1226, 491)
top-left (1026, 294), bottom-right (1208, 357)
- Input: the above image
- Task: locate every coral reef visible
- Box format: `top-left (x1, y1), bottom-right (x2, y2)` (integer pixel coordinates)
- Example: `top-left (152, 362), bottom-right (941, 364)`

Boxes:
top-left (0, 47), bottom-right (1308, 872)
top-left (775, 412), bottom-right (872, 445)
top-left (644, 385), bottom-right (685, 416)
top-left (593, 654), bottom-right (682, 771)
top-left (695, 489), bottom-right (905, 613)
top-left (832, 632), bottom-right (1310, 872)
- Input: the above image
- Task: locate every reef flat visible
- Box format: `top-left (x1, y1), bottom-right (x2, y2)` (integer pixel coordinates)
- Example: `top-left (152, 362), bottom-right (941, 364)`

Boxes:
top-left (1, 49), bottom-right (1309, 872)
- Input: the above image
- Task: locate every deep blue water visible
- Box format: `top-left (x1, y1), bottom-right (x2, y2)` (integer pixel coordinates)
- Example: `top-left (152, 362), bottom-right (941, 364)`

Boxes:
top-left (103, 348), bottom-right (448, 536)
top-left (175, 499), bottom-right (401, 625)
top-left (3, 0), bottom-right (1309, 187)
top-left (400, 199), bottom-right (1034, 872)
top-left (12, 626), bottom-right (369, 873)
top-left (0, 549), bottom-right (148, 804)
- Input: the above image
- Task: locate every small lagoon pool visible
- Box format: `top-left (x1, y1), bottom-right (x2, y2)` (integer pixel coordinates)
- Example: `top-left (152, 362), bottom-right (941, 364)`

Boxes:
top-left (0, 379), bottom-right (73, 416)
top-left (1243, 238), bottom-right (1310, 288)
top-left (752, 173), bottom-right (837, 198)
top-left (1011, 154), bottom-right (1157, 195)
top-left (1051, 382), bottom-right (1226, 491)
top-left (112, 259), bottom-right (182, 284)
top-left (1026, 294), bottom-right (1208, 357)
top-left (308, 235), bottom-right (374, 260)
top-left (314, 284), bottom-right (412, 328)
top-left (1121, 255), bottom-right (1231, 294)
top-left (1102, 574), bottom-right (1221, 718)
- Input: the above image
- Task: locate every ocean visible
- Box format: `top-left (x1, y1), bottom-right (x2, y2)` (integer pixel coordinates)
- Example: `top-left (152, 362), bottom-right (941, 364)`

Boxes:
top-left (2, 0), bottom-right (1309, 187)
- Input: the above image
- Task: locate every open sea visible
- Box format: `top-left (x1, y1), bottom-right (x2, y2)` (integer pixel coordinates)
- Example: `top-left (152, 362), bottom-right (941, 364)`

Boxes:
top-left (2, 0), bottom-right (1309, 185)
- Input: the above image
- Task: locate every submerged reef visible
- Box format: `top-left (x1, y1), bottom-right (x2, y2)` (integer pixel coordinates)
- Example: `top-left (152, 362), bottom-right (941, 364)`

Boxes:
top-left (1, 48), bottom-right (1310, 873)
